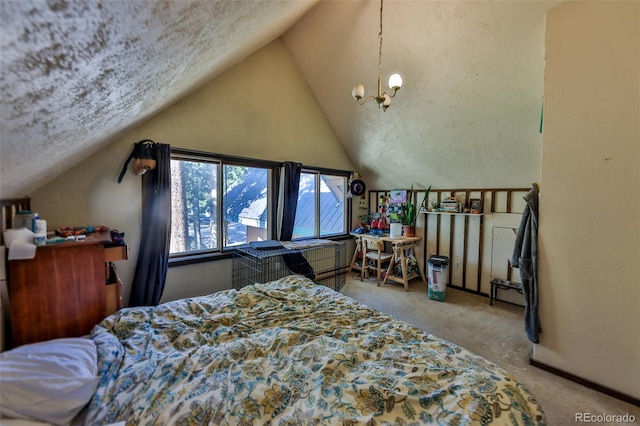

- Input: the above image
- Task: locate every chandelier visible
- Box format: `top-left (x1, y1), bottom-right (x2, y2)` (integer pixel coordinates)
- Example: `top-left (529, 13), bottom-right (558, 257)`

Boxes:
top-left (351, 0), bottom-right (403, 112)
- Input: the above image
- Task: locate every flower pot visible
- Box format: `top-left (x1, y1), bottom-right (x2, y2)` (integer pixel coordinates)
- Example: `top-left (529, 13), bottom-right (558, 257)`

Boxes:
top-left (402, 225), bottom-right (415, 237)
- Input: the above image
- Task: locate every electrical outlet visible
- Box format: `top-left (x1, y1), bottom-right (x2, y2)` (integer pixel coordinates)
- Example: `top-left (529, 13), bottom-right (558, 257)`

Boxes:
top-left (455, 261), bottom-right (461, 269)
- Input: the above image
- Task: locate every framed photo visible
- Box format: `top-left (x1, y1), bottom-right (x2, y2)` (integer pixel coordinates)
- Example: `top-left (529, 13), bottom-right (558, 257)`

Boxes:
top-left (469, 198), bottom-right (483, 214)
top-left (389, 190), bottom-right (407, 204)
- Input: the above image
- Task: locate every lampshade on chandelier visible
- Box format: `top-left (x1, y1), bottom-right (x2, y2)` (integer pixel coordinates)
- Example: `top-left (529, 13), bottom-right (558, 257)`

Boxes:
top-left (352, 0), bottom-right (403, 112)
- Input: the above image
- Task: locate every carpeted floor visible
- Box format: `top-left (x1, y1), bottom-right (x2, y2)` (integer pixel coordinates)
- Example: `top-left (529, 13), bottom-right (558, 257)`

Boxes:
top-left (341, 273), bottom-right (640, 425)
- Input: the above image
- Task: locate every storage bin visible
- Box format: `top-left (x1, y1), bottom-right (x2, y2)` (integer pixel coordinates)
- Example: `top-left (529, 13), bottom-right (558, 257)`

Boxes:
top-left (428, 255), bottom-right (449, 301)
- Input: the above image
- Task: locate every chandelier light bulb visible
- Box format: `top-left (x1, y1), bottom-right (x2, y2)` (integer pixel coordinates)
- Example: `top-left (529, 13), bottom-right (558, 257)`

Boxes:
top-left (388, 73), bottom-right (403, 90)
top-left (352, 84), bottom-right (365, 100)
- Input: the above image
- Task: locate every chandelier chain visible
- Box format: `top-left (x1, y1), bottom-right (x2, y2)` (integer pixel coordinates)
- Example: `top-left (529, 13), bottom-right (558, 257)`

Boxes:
top-left (351, 0), bottom-right (402, 111)
top-left (378, 0), bottom-right (384, 92)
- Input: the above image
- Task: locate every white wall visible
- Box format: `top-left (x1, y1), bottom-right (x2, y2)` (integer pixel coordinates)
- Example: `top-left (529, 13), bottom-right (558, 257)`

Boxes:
top-left (536, 1), bottom-right (639, 399)
top-left (31, 38), bottom-right (355, 305)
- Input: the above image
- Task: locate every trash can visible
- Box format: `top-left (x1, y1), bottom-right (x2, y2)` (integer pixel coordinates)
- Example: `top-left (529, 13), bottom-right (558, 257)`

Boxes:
top-left (428, 255), bottom-right (449, 301)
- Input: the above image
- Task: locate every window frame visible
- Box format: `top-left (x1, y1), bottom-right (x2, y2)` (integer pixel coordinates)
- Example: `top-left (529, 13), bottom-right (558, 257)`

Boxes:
top-left (293, 167), bottom-right (351, 241)
top-left (168, 148), bottom-right (352, 267)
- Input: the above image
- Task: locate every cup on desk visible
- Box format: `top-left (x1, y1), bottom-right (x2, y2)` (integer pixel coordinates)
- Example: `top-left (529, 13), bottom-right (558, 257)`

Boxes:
top-left (389, 223), bottom-right (402, 238)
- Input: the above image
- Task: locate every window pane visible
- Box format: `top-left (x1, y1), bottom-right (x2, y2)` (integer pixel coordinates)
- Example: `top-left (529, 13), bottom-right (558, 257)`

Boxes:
top-left (223, 165), bottom-right (269, 247)
top-left (319, 175), bottom-right (346, 236)
top-left (293, 173), bottom-right (317, 239)
top-left (170, 159), bottom-right (218, 254)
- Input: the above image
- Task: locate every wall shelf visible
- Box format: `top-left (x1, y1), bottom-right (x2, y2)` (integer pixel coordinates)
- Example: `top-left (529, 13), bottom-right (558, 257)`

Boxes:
top-left (420, 210), bottom-right (484, 216)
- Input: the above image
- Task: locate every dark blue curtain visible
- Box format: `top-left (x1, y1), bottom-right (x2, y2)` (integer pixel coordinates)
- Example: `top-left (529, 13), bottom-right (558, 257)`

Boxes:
top-left (279, 162), bottom-right (302, 241)
top-left (278, 162), bottom-right (315, 281)
top-left (511, 183), bottom-right (540, 343)
top-left (129, 143), bottom-right (171, 306)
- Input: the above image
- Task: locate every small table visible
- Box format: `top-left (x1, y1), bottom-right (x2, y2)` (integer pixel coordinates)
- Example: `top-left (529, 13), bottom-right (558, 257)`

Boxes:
top-left (489, 278), bottom-right (523, 305)
top-left (357, 234), bottom-right (426, 291)
top-left (350, 233), bottom-right (427, 291)
top-left (380, 235), bottom-right (426, 291)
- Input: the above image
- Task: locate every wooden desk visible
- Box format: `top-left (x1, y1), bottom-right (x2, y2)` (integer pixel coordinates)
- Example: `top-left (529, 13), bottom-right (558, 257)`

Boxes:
top-left (351, 233), bottom-right (426, 291)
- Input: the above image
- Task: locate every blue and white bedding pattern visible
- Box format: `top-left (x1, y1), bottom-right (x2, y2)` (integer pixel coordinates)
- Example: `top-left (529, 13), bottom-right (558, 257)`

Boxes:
top-left (84, 275), bottom-right (545, 425)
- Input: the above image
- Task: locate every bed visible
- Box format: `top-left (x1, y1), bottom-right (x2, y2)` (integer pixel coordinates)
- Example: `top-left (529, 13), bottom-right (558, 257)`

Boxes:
top-left (0, 275), bottom-right (545, 425)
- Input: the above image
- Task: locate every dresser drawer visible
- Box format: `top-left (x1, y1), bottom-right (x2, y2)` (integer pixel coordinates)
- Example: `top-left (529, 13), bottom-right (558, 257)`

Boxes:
top-left (105, 245), bottom-right (129, 262)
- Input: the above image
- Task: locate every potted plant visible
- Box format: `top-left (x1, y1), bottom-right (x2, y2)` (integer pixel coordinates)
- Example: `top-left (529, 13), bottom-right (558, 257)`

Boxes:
top-left (397, 185), bottom-right (430, 237)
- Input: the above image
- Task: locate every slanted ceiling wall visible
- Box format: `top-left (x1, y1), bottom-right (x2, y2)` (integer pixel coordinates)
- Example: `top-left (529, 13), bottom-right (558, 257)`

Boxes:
top-left (30, 39), bottom-right (354, 304)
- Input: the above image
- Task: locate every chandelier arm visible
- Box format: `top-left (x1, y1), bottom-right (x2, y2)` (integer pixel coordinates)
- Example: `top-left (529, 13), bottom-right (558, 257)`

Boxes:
top-left (383, 88), bottom-right (399, 98)
top-left (356, 95), bottom-right (377, 106)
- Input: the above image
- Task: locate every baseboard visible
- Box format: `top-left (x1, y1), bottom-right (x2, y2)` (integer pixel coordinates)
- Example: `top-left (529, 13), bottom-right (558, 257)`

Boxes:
top-left (447, 284), bottom-right (487, 297)
top-left (529, 358), bottom-right (640, 407)
top-left (447, 284), bottom-right (526, 307)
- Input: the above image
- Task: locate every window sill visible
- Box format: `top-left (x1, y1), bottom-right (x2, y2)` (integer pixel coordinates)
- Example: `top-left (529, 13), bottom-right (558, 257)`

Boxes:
top-left (169, 250), bottom-right (233, 267)
top-left (169, 234), bottom-right (351, 267)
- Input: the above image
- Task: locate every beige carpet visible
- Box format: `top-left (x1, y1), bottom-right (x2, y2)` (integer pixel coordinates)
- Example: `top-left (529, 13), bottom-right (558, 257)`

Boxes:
top-left (341, 274), bottom-right (640, 425)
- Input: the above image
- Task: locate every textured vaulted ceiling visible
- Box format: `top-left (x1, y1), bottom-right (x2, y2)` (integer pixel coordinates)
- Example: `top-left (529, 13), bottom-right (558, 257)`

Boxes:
top-left (1, 0), bottom-right (559, 199)
top-left (0, 0), bottom-right (317, 198)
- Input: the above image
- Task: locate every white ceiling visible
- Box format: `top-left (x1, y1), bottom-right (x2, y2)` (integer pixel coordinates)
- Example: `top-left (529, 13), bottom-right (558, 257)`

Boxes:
top-left (0, 0), bottom-right (559, 199)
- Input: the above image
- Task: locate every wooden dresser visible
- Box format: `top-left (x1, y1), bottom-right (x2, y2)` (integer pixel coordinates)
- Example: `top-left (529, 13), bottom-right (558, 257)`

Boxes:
top-left (8, 233), bottom-right (128, 347)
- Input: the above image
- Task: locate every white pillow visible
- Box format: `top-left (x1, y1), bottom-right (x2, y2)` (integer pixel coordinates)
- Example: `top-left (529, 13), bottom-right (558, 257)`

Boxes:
top-left (0, 338), bottom-right (100, 426)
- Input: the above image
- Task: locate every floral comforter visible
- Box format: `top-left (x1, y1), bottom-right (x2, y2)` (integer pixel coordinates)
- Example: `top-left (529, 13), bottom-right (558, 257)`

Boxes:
top-left (85, 275), bottom-right (545, 425)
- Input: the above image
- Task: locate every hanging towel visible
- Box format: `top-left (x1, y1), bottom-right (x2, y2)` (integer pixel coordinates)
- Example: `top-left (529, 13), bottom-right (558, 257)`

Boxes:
top-left (511, 183), bottom-right (540, 343)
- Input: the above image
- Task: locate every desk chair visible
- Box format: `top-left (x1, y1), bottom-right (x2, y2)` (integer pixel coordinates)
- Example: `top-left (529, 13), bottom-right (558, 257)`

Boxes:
top-left (362, 236), bottom-right (393, 285)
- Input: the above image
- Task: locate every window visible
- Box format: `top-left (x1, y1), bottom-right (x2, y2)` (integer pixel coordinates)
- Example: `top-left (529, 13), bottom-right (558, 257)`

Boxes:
top-left (169, 149), bottom-right (349, 263)
top-left (170, 150), bottom-right (277, 259)
top-left (293, 170), bottom-right (347, 239)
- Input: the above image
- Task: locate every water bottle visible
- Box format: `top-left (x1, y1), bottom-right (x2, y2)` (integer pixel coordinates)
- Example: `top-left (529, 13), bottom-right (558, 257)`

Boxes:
top-left (31, 213), bottom-right (39, 232)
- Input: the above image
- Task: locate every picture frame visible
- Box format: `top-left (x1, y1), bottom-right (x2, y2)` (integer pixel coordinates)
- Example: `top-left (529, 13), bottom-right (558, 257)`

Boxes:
top-left (469, 198), bottom-right (483, 214)
top-left (389, 190), bottom-right (407, 204)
